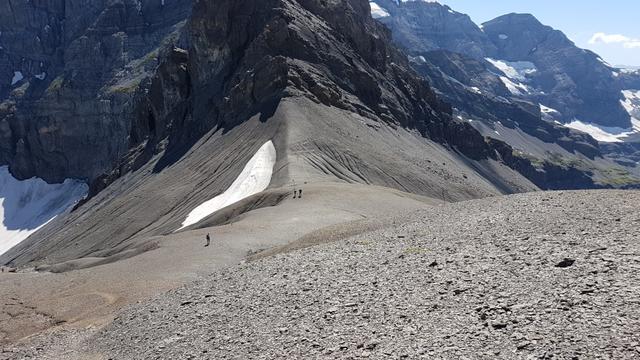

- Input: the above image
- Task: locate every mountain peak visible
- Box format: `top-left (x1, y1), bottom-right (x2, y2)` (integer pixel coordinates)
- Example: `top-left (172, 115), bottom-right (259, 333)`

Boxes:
top-left (374, 0), bottom-right (496, 58)
top-left (485, 13), bottom-right (542, 26)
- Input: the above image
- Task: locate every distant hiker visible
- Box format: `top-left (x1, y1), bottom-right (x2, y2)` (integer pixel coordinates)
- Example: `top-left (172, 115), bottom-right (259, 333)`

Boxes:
top-left (298, 189), bottom-right (303, 199)
top-left (205, 233), bottom-right (211, 247)
top-left (293, 189), bottom-right (297, 199)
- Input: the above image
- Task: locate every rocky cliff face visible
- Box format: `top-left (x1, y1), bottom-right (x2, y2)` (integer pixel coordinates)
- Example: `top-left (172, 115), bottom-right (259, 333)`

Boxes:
top-left (372, 0), bottom-right (496, 59)
top-left (0, 0), bottom-right (497, 188)
top-left (0, 0), bottom-right (191, 183)
top-left (121, 0), bottom-right (502, 166)
top-left (1, 0), bottom-right (634, 195)
top-left (189, 0), bottom-right (460, 145)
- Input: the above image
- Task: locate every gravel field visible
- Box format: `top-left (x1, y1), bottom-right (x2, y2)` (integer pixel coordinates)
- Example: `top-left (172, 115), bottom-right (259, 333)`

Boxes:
top-left (5, 190), bottom-right (640, 359)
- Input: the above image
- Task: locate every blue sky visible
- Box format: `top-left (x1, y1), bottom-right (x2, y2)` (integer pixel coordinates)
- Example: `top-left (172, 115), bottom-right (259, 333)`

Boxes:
top-left (437, 0), bottom-right (640, 67)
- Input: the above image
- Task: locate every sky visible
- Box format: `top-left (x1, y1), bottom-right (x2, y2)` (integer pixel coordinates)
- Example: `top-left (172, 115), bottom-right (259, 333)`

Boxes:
top-left (436, 0), bottom-right (640, 67)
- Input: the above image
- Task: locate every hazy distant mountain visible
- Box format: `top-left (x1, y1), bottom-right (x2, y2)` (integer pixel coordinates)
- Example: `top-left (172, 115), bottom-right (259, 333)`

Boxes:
top-left (373, 1), bottom-right (636, 130)
top-left (371, 0), bottom-right (640, 180)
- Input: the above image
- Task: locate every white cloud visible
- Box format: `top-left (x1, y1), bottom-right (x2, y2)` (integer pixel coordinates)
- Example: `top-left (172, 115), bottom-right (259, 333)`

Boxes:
top-left (589, 32), bottom-right (640, 49)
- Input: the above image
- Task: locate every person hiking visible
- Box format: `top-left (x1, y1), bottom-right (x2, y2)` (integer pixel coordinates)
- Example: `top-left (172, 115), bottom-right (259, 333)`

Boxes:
top-left (205, 233), bottom-right (211, 247)
top-left (298, 189), bottom-right (303, 199)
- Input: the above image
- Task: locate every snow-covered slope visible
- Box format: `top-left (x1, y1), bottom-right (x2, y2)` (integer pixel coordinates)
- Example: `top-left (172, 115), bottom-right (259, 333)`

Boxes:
top-left (565, 119), bottom-right (640, 143)
top-left (485, 59), bottom-right (537, 82)
top-left (538, 90), bottom-right (640, 143)
top-left (179, 141), bottom-right (277, 230)
top-left (0, 167), bottom-right (88, 255)
top-left (486, 58), bottom-right (537, 95)
top-left (621, 89), bottom-right (640, 119)
top-left (369, 2), bottom-right (390, 18)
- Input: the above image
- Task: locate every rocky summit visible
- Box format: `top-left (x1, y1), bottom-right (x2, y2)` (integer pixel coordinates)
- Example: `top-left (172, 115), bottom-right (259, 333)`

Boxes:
top-left (0, 1), bottom-right (639, 359)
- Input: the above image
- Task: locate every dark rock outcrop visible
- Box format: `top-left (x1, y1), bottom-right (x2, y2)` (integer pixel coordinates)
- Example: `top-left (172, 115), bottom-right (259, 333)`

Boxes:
top-left (187, 0), bottom-right (500, 161)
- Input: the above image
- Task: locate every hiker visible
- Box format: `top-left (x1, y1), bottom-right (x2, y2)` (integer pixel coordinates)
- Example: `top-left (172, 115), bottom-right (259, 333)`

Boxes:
top-left (293, 189), bottom-right (297, 199)
top-left (205, 233), bottom-right (211, 247)
top-left (298, 189), bottom-right (303, 199)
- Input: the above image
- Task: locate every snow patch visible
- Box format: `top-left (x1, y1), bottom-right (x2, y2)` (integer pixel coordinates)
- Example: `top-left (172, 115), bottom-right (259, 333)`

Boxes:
top-left (0, 167), bottom-right (88, 256)
top-left (179, 141), bottom-right (277, 230)
top-left (619, 67), bottom-right (640, 75)
top-left (621, 89), bottom-right (640, 118)
top-left (486, 58), bottom-right (537, 96)
top-left (468, 86), bottom-right (482, 94)
top-left (35, 72), bottom-right (46, 80)
top-left (369, 2), bottom-right (390, 18)
top-left (498, 34), bottom-right (508, 40)
top-left (408, 55), bottom-right (427, 64)
top-left (540, 104), bottom-right (560, 114)
top-left (11, 71), bottom-right (23, 85)
top-left (562, 91), bottom-right (640, 142)
top-left (499, 76), bottom-right (530, 95)
top-left (539, 104), bottom-right (561, 122)
top-left (597, 57), bottom-right (612, 67)
top-left (565, 119), bottom-right (640, 143)
top-left (486, 58), bottom-right (537, 82)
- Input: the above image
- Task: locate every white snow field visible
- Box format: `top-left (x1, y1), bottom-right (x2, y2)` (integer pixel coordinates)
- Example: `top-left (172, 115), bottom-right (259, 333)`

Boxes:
top-left (0, 166), bottom-right (88, 255)
top-left (485, 58), bottom-right (537, 82)
top-left (486, 58), bottom-right (537, 95)
top-left (369, 2), bottom-right (390, 18)
top-left (539, 104), bottom-right (560, 115)
top-left (499, 76), bottom-right (531, 95)
top-left (539, 90), bottom-right (640, 143)
top-left (621, 89), bottom-right (640, 119)
top-left (179, 140), bottom-right (277, 230)
top-left (565, 118), bottom-right (640, 143)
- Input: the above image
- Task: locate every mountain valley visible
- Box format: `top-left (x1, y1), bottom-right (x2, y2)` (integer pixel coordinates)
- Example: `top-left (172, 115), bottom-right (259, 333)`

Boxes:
top-left (0, 0), bottom-right (639, 358)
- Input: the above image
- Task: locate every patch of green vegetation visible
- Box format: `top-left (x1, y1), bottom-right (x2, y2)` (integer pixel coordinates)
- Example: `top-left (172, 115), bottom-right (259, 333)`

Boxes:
top-left (512, 150), bottom-right (545, 169)
top-left (10, 82), bottom-right (30, 99)
top-left (46, 75), bottom-right (65, 93)
top-left (546, 152), bottom-right (593, 170)
top-left (597, 175), bottom-right (640, 187)
top-left (600, 167), bottom-right (632, 177)
top-left (596, 167), bottom-right (640, 187)
top-left (107, 78), bottom-right (142, 94)
top-left (137, 49), bottom-right (159, 69)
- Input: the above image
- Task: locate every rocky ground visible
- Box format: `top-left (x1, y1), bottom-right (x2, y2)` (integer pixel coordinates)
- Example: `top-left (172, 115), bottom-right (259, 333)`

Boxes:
top-left (4, 190), bottom-right (639, 359)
